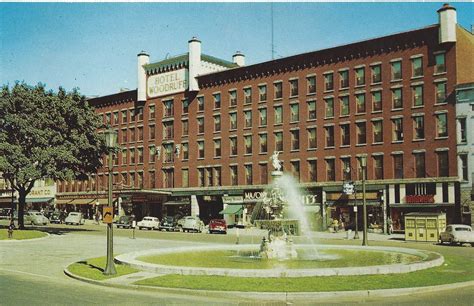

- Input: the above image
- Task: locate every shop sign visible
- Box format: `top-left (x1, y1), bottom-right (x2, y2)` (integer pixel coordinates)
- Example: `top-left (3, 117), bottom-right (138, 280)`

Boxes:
top-left (223, 196), bottom-right (244, 204)
top-left (27, 186), bottom-right (55, 198)
top-left (405, 194), bottom-right (435, 204)
top-left (148, 69), bottom-right (188, 98)
top-left (244, 190), bottom-right (318, 205)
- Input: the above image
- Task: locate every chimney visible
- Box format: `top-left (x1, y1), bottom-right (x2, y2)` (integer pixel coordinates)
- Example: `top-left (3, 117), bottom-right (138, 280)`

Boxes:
top-left (232, 51), bottom-right (245, 67)
top-left (437, 3), bottom-right (457, 44)
top-left (188, 37), bottom-right (201, 92)
top-left (137, 51), bottom-right (149, 103)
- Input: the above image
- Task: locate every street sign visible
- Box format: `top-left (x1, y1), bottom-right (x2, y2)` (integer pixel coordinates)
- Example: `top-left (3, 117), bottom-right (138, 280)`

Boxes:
top-left (103, 206), bottom-right (114, 224)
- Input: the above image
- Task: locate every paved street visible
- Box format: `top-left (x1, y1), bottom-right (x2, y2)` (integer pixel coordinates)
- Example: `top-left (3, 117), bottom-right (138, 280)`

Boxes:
top-left (1, 223), bottom-right (474, 305)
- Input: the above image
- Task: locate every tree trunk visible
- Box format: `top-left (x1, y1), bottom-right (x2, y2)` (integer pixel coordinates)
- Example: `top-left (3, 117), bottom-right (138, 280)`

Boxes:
top-left (18, 190), bottom-right (26, 230)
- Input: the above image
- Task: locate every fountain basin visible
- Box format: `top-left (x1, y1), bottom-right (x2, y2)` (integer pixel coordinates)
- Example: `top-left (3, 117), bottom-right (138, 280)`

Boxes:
top-left (115, 244), bottom-right (443, 278)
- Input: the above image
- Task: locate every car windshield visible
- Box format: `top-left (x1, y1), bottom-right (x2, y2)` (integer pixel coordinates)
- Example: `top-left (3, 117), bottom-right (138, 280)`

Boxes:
top-left (70, 213), bottom-right (79, 216)
top-left (455, 227), bottom-right (471, 231)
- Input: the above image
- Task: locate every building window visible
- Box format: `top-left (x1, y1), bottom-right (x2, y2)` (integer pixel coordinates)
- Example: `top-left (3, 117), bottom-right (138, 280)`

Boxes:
top-left (392, 88), bottom-right (403, 109)
top-left (412, 85), bottom-right (424, 107)
top-left (197, 96), bottom-right (204, 112)
top-left (163, 122), bottom-right (173, 140)
top-left (258, 85), bottom-right (267, 102)
top-left (259, 108), bottom-right (267, 126)
top-left (259, 133), bottom-right (268, 153)
top-left (291, 130), bottom-right (300, 151)
top-left (325, 98), bottom-right (334, 118)
top-left (105, 113), bottom-right (111, 125)
top-left (325, 126), bottom-right (335, 147)
top-left (392, 118), bottom-right (404, 141)
top-left (341, 157), bottom-right (351, 180)
top-left (356, 122), bottom-right (366, 145)
top-left (260, 163), bottom-right (268, 184)
top-left (435, 53), bottom-right (446, 74)
top-left (307, 76), bottom-right (316, 94)
top-left (372, 91), bottom-right (382, 112)
top-left (372, 64), bottom-right (382, 84)
top-left (122, 148), bottom-right (127, 165)
top-left (436, 113), bottom-right (448, 138)
top-left (182, 169), bottom-right (189, 188)
top-left (130, 109), bottom-right (136, 122)
top-left (373, 120), bottom-right (383, 143)
top-left (138, 172), bottom-right (144, 188)
top-left (244, 135), bottom-right (252, 154)
top-left (460, 154), bottom-right (468, 181)
top-left (148, 105), bottom-right (155, 120)
top-left (197, 141), bottom-right (205, 159)
top-left (198, 168), bottom-right (205, 187)
top-left (339, 70), bottom-right (349, 89)
top-left (308, 100), bottom-right (317, 120)
top-left (205, 168), bottom-right (213, 187)
top-left (308, 128), bottom-right (317, 149)
top-left (356, 93), bottom-right (366, 113)
top-left (214, 115), bottom-right (221, 132)
top-left (244, 87), bottom-right (252, 104)
top-left (182, 99), bottom-right (189, 114)
top-left (274, 105), bottom-right (283, 124)
top-left (435, 82), bottom-right (447, 104)
top-left (149, 146), bottom-right (156, 163)
top-left (130, 128), bottom-right (136, 142)
top-left (355, 67), bottom-right (365, 86)
top-left (290, 103), bottom-right (299, 122)
top-left (182, 119), bottom-right (189, 136)
top-left (121, 129), bottom-right (127, 143)
top-left (341, 124), bottom-right (350, 146)
top-left (197, 117), bottom-right (204, 134)
top-left (244, 110), bottom-right (252, 128)
top-left (324, 73), bottom-right (334, 91)
top-left (391, 61), bottom-right (402, 80)
top-left (289, 79), bottom-right (298, 97)
top-left (163, 100), bottom-right (173, 117)
top-left (458, 117), bottom-right (467, 143)
top-left (274, 82), bottom-right (282, 99)
top-left (213, 93), bottom-right (221, 109)
top-left (229, 90), bottom-right (237, 107)
top-left (230, 137), bottom-right (238, 156)
top-left (121, 110), bottom-right (127, 123)
top-left (137, 148), bottom-right (143, 164)
top-left (230, 165), bottom-right (238, 186)
top-left (326, 159), bottom-right (335, 181)
top-left (411, 57), bottom-right (423, 78)
top-left (164, 144), bottom-right (174, 163)
top-left (214, 139), bottom-right (221, 157)
top-left (113, 111), bottom-right (119, 125)
top-left (291, 161), bottom-right (300, 182)
top-left (230, 112), bottom-right (237, 130)
top-left (373, 155), bottom-right (384, 179)
top-left (137, 126), bottom-right (144, 142)
top-left (182, 143), bottom-right (189, 160)
top-left (393, 154), bottom-right (404, 179)
top-left (137, 108), bottom-right (145, 121)
top-left (214, 167), bottom-right (222, 186)
top-left (149, 125), bottom-right (155, 140)
top-left (275, 131), bottom-right (283, 152)
top-left (340, 96), bottom-right (350, 116)
top-left (437, 151), bottom-right (449, 177)
top-left (413, 116), bottom-right (425, 140)
top-left (414, 152), bottom-right (426, 178)
top-left (129, 148), bottom-right (135, 164)
top-left (245, 164), bottom-right (253, 185)
top-left (308, 160), bottom-right (317, 181)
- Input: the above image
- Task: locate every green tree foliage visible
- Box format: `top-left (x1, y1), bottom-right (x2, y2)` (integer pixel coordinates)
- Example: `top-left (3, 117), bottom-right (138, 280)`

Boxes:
top-left (0, 83), bottom-right (108, 228)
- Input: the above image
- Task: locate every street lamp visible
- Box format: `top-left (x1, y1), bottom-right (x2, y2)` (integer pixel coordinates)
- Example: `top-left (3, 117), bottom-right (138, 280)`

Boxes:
top-left (343, 167), bottom-right (358, 239)
top-left (104, 128), bottom-right (117, 275)
top-left (359, 155), bottom-right (368, 246)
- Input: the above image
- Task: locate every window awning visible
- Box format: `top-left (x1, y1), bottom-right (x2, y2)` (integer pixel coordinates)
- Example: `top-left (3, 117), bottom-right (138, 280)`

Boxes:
top-left (25, 197), bottom-right (54, 203)
top-left (219, 205), bottom-right (243, 215)
top-left (70, 198), bottom-right (95, 205)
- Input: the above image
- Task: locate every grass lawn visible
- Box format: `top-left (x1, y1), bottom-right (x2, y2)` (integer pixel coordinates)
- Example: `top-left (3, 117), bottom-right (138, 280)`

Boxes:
top-left (67, 256), bottom-right (138, 281)
top-left (135, 252), bottom-right (474, 292)
top-left (0, 229), bottom-right (47, 240)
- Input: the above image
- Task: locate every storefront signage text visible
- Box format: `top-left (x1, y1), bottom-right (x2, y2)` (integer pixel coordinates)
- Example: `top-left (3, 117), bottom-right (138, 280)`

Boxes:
top-left (148, 69), bottom-right (187, 97)
top-left (405, 194), bottom-right (435, 203)
top-left (244, 191), bottom-right (318, 205)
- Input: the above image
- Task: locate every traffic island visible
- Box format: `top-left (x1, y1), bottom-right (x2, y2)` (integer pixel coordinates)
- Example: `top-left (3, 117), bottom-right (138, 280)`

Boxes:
top-left (66, 256), bottom-right (138, 281)
top-left (0, 229), bottom-right (48, 240)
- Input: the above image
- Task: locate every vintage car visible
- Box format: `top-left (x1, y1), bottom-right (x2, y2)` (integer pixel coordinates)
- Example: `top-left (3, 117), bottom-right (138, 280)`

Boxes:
top-left (208, 219), bottom-right (227, 234)
top-left (159, 216), bottom-right (177, 231)
top-left (439, 224), bottom-right (474, 246)
top-left (25, 211), bottom-right (49, 226)
top-left (65, 212), bottom-right (85, 225)
top-left (181, 216), bottom-right (204, 233)
top-left (137, 216), bottom-right (160, 230)
top-left (115, 215), bottom-right (136, 229)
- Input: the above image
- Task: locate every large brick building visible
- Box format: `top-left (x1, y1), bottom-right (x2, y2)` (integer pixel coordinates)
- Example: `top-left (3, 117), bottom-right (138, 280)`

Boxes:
top-left (56, 4), bottom-right (474, 231)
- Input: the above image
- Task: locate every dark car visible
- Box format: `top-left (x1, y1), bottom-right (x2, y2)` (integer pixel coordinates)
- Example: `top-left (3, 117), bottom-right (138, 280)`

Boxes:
top-left (116, 215), bottom-right (136, 229)
top-left (50, 212), bottom-right (62, 224)
top-left (159, 216), bottom-right (177, 231)
top-left (209, 219), bottom-right (227, 234)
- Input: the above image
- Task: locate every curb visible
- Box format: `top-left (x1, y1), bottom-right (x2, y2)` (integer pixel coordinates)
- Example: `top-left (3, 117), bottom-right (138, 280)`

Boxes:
top-left (0, 232), bottom-right (50, 243)
top-left (63, 266), bottom-right (474, 301)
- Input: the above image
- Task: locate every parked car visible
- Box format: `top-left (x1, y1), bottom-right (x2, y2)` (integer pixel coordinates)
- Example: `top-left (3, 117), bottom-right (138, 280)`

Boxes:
top-left (0, 208), bottom-right (12, 219)
top-left (176, 217), bottom-right (186, 231)
top-left (115, 215), bottom-right (135, 229)
top-left (159, 216), bottom-right (177, 231)
top-left (65, 212), bottom-right (85, 225)
top-left (208, 219), bottom-right (227, 234)
top-left (181, 216), bottom-right (204, 233)
top-left (25, 211), bottom-right (49, 225)
top-left (440, 224), bottom-right (474, 246)
top-left (49, 211), bottom-right (62, 224)
top-left (137, 216), bottom-right (160, 230)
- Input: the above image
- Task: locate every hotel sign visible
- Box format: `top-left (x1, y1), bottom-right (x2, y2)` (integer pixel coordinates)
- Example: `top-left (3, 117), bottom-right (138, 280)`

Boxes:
top-left (243, 190), bottom-right (318, 205)
top-left (148, 69), bottom-right (188, 98)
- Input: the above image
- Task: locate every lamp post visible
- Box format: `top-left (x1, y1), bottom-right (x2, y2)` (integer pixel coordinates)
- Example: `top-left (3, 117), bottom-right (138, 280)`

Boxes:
top-left (359, 155), bottom-right (368, 246)
top-left (343, 167), bottom-right (358, 239)
top-left (104, 128), bottom-right (117, 275)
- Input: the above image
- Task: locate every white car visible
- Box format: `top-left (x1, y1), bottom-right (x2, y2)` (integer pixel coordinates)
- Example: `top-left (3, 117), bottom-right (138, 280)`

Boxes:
top-left (181, 216), bottom-right (204, 233)
top-left (25, 211), bottom-right (49, 226)
top-left (440, 224), bottom-right (474, 246)
top-left (65, 212), bottom-right (85, 225)
top-left (137, 216), bottom-right (160, 230)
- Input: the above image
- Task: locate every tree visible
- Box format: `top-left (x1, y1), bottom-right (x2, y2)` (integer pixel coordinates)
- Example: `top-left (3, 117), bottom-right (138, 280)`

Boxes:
top-left (0, 83), bottom-right (108, 229)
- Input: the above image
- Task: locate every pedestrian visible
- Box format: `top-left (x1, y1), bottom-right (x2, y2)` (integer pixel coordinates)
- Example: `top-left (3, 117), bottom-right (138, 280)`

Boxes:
top-left (388, 218), bottom-right (394, 235)
top-left (332, 218), bottom-right (339, 233)
top-left (95, 210), bottom-right (100, 225)
top-left (8, 219), bottom-right (15, 239)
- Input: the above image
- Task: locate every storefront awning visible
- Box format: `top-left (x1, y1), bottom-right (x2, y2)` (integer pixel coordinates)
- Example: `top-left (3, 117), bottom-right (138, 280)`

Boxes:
top-left (326, 200), bottom-right (380, 206)
top-left (164, 200), bottom-right (190, 206)
top-left (390, 203), bottom-right (453, 208)
top-left (219, 205), bottom-right (243, 215)
top-left (25, 197), bottom-right (54, 203)
top-left (0, 197), bottom-right (15, 204)
top-left (70, 198), bottom-right (95, 205)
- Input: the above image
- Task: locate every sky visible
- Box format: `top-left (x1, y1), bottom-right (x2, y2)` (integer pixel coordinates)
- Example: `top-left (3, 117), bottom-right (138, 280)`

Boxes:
top-left (1, 2), bottom-right (473, 97)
